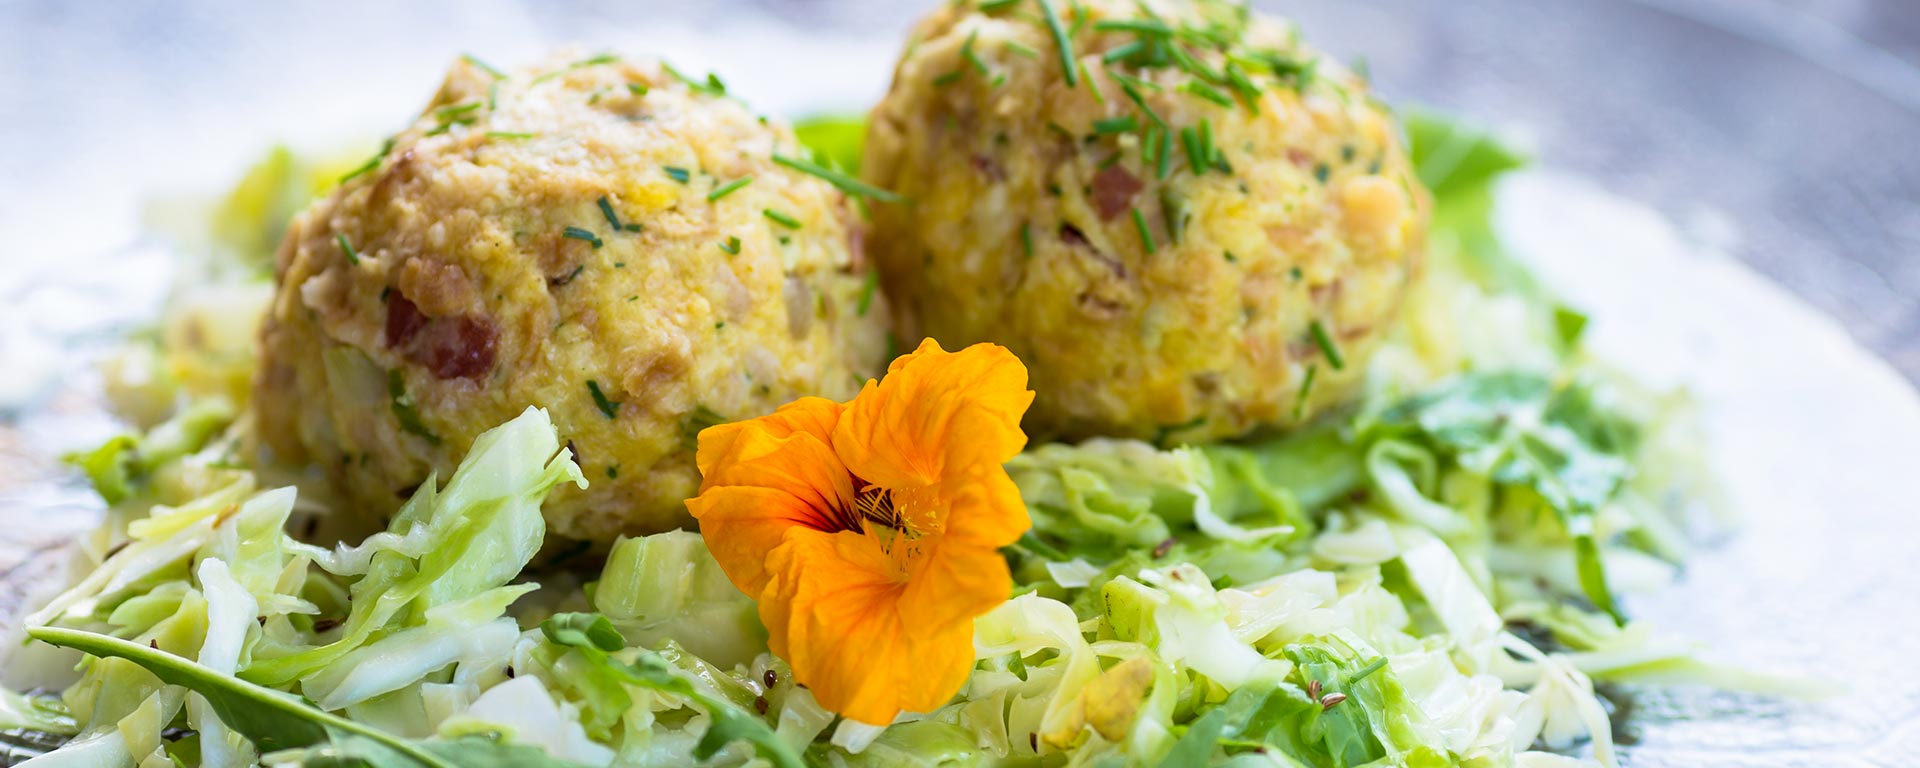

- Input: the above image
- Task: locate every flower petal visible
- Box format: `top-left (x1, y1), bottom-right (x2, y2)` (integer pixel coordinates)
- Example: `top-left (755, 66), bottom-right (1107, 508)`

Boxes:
top-left (761, 528), bottom-right (973, 725)
top-left (696, 396), bottom-right (844, 485)
top-left (833, 340), bottom-right (1034, 491)
top-left (687, 486), bottom-right (832, 596)
top-left (694, 398), bottom-right (855, 519)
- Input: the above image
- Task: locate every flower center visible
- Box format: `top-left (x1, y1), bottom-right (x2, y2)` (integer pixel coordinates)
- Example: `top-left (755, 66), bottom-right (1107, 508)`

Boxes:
top-left (855, 484), bottom-right (903, 532)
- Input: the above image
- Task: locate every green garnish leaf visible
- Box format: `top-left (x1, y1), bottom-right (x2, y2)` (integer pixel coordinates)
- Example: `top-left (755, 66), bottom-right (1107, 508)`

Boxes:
top-left (340, 137), bottom-right (396, 184)
top-left (26, 627), bottom-right (455, 766)
top-left (1308, 319), bottom-right (1345, 370)
top-left (388, 370), bottom-right (441, 446)
top-left (1038, 0), bottom-right (1077, 88)
top-left (336, 233), bottom-right (360, 265)
top-left (587, 380), bottom-right (621, 419)
top-left (1131, 207), bottom-right (1156, 254)
top-left (762, 208), bottom-right (802, 229)
top-left (718, 235), bottom-right (742, 255)
top-left (461, 53), bottom-right (506, 79)
top-left (707, 176), bottom-right (754, 202)
top-left (1092, 115), bottom-right (1138, 135)
top-left (772, 153), bottom-right (904, 203)
top-left (562, 226), bottom-right (604, 249)
top-left (596, 195), bottom-right (623, 230)
top-left (857, 269), bottom-right (880, 317)
top-left (664, 166), bottom-right (692, 183)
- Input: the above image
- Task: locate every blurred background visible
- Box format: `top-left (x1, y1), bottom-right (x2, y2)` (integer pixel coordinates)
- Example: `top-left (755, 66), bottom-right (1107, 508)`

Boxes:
top-left (1, 0), bottom-right (1917, 400)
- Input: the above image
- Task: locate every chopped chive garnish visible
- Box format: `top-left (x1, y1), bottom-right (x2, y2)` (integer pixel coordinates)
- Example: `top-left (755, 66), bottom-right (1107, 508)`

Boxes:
top-left (1224, 250), bottom-right (1237, 262)
top-left (661, 61), bottom-right (727, 96)
top-left (1131, 208), bottom-right (1155, 254)
top-left (1039, 0), bottom-right (1077, 88)
top-left (485, 131), bottom-right (535, 140)
top-left (1021, 223), bottom-right (1035, 258)
top-left (1092, 115), bottom-right (1138, 135)
top-left (627, 82), bottom-right (649, 96)
top-left (532, 53), bottom-right (620, 84)
top-left (979, 0), bottom-right (1021, 11)
top-left (1181, 126), bottom-right (1205, 172)
top-left (340, 138), bottom-right (395, 183)
top-left (434, 101), bottom-right (483, 119)
top-left (707, 176), bottom-right (753, 201)
top-left (1179, 80), bottom-right (1234, 107)
top-left (488, 80), bottom-right (500, 111)
top-left (932, 71), bottom-right (964, 87)
top-left (772, 153), bottom-right (905, 203)
top-left (1093, 19), bottom-right (1174, 35)
top-left (335, 234), bottom-right (360, 265)
top-left (607, 465), bottom-right (619, 479)
top-left (461, 53), bottom-right (506, 79)
top-left (663, 166), bottom-right (691, 183)
top-left (597, 196), bottom-right (622, 230)
top-left (1154, 127), bottom-right (1173, 179)
top-left (1293, 363), bottom-right (1319, 419)
top-left (1314, 163), bottom-right (1330, 183)
top-left (961, 31), bottom-right (990, 75)
top-left (1103, 41), bottom-right (1145, 64)
top-left (719, 236), bottom-right (742, 255)
top-left (388, 370), bottom-right (441, 446)
top-left (1005, 40), bottom-right (1039, 58)
top-left (763, 209), bottom-right (802, 229)
top-left (563, 226), bottom-right (604, 249)
top-left (587, 380), bottom-right (621, 419)
top-left (1160, 188), bottom-right (1185, 244)
top-left (856, 269), bottom-right (879, 316)
top-left (1309, 320), bottom-right (1345, 369)
top-left (624, 223), bottom-right (643, 232)
top-left (1081, 60), bottom-right (1106, 104)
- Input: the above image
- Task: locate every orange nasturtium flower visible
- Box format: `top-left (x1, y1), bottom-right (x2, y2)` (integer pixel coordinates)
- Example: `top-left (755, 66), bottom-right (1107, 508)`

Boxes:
top-left (687, 339), bottom-right (1034, 725)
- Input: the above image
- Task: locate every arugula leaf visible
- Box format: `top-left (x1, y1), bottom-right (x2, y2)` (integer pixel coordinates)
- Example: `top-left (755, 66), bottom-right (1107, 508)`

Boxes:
top-left (539, 613), bottom-right (803, 768)
top-left (29, 626), bottom-right (437, 763)
top-left (30, 627), bottom-right (595, 768)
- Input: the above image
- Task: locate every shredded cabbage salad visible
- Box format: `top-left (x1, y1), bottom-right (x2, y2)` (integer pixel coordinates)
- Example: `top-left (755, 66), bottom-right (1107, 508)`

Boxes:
top-left (0, 113), bottom-right (1789, 768)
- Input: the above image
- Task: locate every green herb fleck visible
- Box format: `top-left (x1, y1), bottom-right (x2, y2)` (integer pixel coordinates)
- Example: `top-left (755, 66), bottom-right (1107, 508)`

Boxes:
top-left (606, 465), bottom-right (619, 479)
top-left (339, 137), bottom-right (395, 183)
top-left (462, 53), bottom-right (506, 79)
top-left (1092, 116), bottom-right (1138, 135)
top-left (979, 0), bottom-right (1021, 11)
top-left (1309, 319), bottom-right (1345, 370)
top-left (1131, 208), bottom-right (1155, 254)
top-left (772, 153), bottom-right (904, 203)
top-left (763, 209), bottom-right (802, 229)
top-left (532, 53), bottom-right (619, 84)
top-left (1021, 223), bottom-right (1035, 258)
top-left (857, 269), bottom-right (880, 316)
top-left (335, 233), bottom-right (360, 265)
top-left (563, 226), bottom-right (603, 249)
top-left (664, 166), bottom-right (692, 183)
top-left (587, 380), bottom-right (621, 419)
top-left (1293, 363), bottom-right (1318, 419)
top-left (1039, 0), bottom-right (1077, 88)
top-left (708, 176), bottom-right (753, 202)
top-left (597, 195), bottom-right (623, 230)
top-left (1179, 79), bottom-right (1234, 107)
top-left (484, 131), bottom-right (535, 140)
top-left (719, 236), bottom-right (742, 255)
top-left (627, 82), bottom-right (649, 96)
top-left (662, 61), bottom-right (727, 96)
top-left (387, 370), bottom-right (441, 446)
